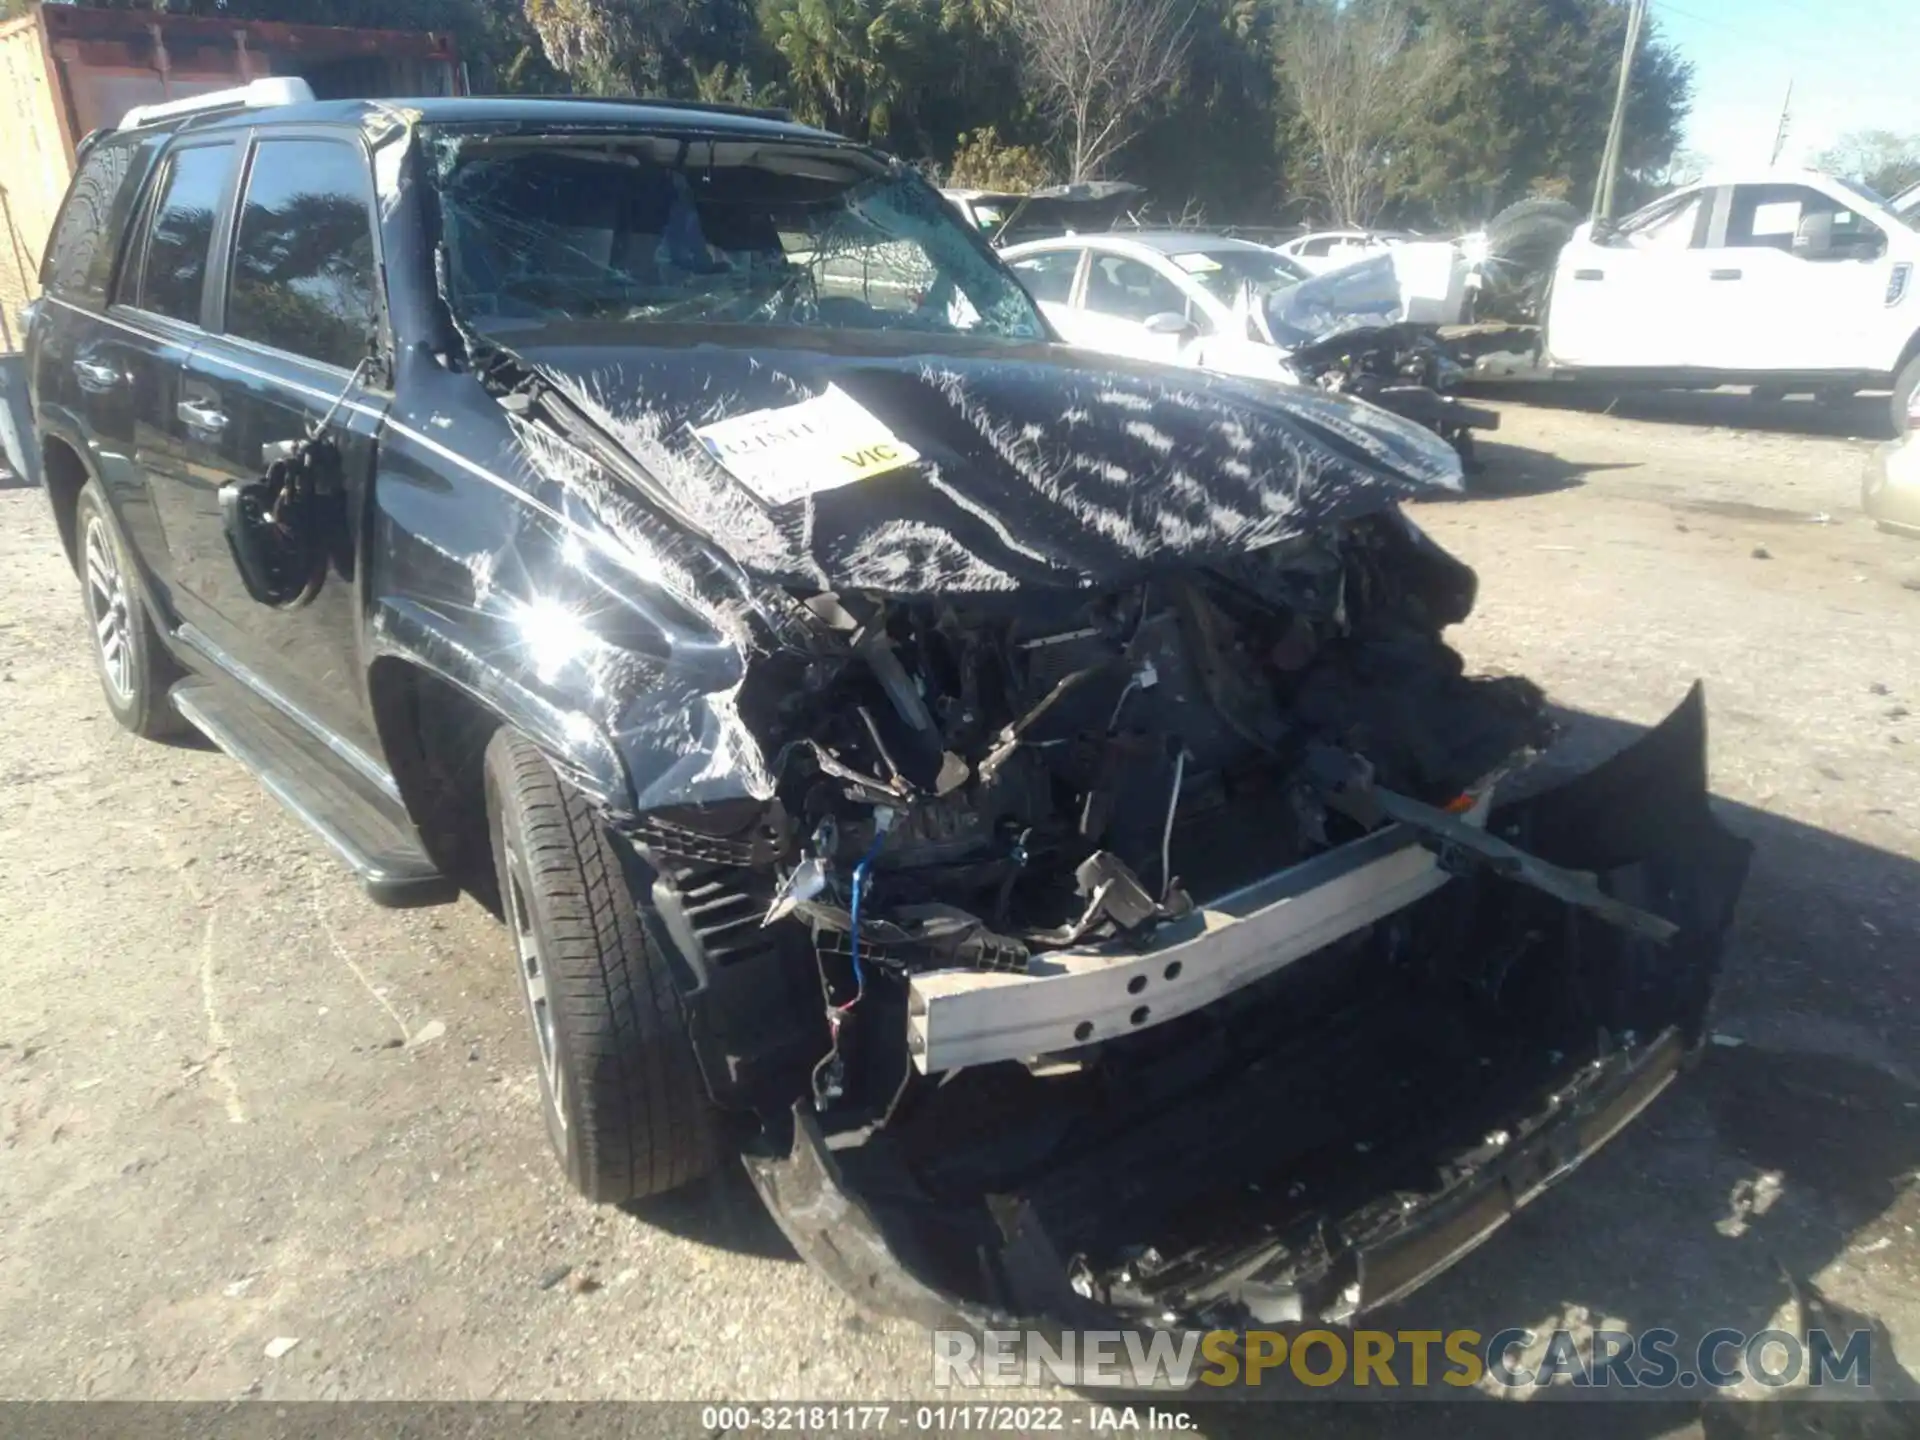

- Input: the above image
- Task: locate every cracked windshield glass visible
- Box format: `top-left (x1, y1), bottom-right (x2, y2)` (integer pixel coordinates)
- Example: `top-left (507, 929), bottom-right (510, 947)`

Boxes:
top-left (433, 137), bottom-right (1047, 341)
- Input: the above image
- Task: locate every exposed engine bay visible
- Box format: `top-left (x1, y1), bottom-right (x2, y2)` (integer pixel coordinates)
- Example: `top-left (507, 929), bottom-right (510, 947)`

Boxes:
top-left (629, 508), bottom-right (1745, 1329)
top-left (640, 509), bottom-right (1542, 1097)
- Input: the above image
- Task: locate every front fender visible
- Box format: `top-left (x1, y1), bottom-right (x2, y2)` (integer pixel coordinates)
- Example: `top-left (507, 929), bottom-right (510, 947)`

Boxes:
top-left (368, 593), bottom-right (634, 817)
top-left (368, 370), bottom-right (788, 822)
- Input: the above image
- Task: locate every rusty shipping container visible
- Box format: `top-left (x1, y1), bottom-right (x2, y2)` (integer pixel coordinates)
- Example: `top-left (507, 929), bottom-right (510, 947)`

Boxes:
top-left (0, 2), bottom-right (464, 346)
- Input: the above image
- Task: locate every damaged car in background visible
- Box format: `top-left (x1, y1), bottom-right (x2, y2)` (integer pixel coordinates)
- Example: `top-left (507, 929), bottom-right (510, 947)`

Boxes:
top-left (1001, 229), bottom-right (1500, 464)
top-left (24, 92), bottom-right (1750, 1340)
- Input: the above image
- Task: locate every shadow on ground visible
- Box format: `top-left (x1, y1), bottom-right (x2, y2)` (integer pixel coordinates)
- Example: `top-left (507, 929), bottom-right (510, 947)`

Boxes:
top-left (623, 1155), bottom-right (798, 1262)
top-left (1471, 382), bottom-right (1898, 442)
top-left (1451, 438), bottom-right (1640, 498)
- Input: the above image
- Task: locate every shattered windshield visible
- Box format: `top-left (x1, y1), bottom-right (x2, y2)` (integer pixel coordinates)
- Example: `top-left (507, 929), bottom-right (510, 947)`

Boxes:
top-left (431, 133), bottom-right (1047, 341)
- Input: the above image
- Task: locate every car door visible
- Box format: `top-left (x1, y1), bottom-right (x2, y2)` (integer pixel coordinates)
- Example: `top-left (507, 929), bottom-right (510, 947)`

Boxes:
top-left (1545, 187), bottom-right (1710, 370)
top-left (1076, 252), bottom-right (1203, 365)
top-left (1688, 181), bottom-right (1895, 374)
top-left (105, 138), bottom-right (245, 609)
top-left (167, 130), bottom-right (391, 755)
top-left (28, 131), bottom-right (172, 571)
top-left (1006, 248), bottom-right (1086, 340)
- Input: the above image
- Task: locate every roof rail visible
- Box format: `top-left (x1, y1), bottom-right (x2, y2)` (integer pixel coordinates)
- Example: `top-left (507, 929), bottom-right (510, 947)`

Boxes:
top-left (121, 77), bottom-right (316, 130)
top-left (478, 93), bottom-right (795, 124)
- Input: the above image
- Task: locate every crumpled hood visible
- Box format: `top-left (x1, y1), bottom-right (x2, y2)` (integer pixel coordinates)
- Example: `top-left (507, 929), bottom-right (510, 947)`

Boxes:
top-left (1264, 244), bottom-right (1470, 354)
top-left (502, 324), bottom-right (1462, 595)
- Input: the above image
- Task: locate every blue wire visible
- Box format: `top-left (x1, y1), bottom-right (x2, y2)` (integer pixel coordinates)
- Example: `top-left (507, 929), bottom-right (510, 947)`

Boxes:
top-left (844, 829), bottom-right (888, 1009)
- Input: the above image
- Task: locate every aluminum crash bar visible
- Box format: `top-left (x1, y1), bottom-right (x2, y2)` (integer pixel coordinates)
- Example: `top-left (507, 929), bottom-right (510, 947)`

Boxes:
top-left (907, 825), bottom-right (1448, 1074)
top-left (905, 788), bottom-right (1680, 1074)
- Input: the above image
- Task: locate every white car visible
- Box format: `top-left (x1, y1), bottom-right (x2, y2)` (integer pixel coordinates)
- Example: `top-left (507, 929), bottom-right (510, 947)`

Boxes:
top-left (1002, 231), bottom-right (1475, 375)
top-left (1274, 229), bottom-right (1409, 274)
top-left (1544, 169), bottom-right (1920, 434)
top-left (1000, 231), bottom-right (1313, 383)
top-left (1001, 231), bottom-right (1497, 456)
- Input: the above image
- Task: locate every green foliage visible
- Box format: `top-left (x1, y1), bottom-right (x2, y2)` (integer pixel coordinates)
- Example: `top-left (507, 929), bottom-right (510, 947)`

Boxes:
top-left (1814, 131), bottom-right (1920, 202)
top-left (1116, 0), bottom-right (1282, 217)
top-left (1383, 0), bottom-right (1693, 226)
top-left (28, 0), bottom-right (1693, 228)
top-left (757, 0), bottom-right (936, 142)
top-left (946, 126), bottom-right (1053, 190)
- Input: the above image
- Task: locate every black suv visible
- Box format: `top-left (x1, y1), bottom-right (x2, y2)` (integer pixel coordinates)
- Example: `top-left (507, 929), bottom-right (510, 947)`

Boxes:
top-left (27, 93), bottom-right (1746, 1334)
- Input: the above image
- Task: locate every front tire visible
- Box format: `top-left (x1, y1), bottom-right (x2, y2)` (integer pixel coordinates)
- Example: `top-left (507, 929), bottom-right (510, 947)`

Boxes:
top-left (73, 481), bottom-right (183, 739)
top-left (484, 729), bottom-right (718, 1202)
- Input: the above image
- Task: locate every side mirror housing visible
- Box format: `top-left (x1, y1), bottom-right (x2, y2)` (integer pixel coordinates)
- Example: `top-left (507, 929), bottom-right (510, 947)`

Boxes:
top-left (1143, 310), bottom-right (1195, 337)
top-left (1792, 212), bottom-right (1834, 258)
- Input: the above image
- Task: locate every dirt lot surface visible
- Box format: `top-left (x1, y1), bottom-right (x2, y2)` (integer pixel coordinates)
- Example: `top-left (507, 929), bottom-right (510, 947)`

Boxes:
top-left (2, 392), bottom-right (1919, 1424)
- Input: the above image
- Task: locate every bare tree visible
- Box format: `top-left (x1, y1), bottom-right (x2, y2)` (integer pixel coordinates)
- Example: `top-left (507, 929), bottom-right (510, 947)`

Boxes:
top-left (1814, 130), bottom-right (1920, 199)
top-left (1276, 0), bottom-right (1456, 227)
top-left (1011, 0), bottom-right (1192, 182)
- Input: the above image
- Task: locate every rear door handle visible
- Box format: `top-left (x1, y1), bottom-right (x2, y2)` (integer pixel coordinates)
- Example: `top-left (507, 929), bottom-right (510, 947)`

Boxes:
top-left (176, 399), bottom-right (229, 433)
top-left (74, 359), bottom-right (122, 389)
top-left (1573, 268), bottom-right (1604, 281)
top-left (1710, 268), bottom-right (1742, 281)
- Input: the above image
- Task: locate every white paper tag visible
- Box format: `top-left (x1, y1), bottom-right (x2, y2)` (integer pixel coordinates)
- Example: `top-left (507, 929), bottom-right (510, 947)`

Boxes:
top-left (1170, 251), bottom-right (1223, 273)
top-left (693, 385), bottom-right (920, 507)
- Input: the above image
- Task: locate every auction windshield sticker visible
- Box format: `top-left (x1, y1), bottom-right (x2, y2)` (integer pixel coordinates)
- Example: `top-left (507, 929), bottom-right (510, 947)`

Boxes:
top-left (693, 386), bottom-right (920, 507)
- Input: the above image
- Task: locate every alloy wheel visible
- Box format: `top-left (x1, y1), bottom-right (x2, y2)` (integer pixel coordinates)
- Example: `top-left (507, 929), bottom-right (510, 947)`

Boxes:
top-left (504, 841), bottom-right (566, 1133)
top-left (84, 517), bottom-right (133, 703)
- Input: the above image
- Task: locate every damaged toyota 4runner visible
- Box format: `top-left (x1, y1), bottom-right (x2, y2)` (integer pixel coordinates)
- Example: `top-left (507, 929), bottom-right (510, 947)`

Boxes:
top-left (27, 93), bottom-right (1749, 1335)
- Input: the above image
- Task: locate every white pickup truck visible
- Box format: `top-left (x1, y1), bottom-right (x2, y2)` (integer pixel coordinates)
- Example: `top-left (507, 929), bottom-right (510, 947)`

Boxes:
top-left (1538, 170), bottom-right (1920, 433)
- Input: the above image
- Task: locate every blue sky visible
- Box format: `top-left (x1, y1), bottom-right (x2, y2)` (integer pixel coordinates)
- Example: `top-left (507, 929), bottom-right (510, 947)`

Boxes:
top-left (1650, 0), bottom-right (1920, 173)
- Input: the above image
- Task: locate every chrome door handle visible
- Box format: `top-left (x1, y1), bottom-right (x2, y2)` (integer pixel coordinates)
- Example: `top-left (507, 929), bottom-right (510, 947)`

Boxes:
top-left (74, 359), bottom-right (121, 388)
top-left (176, 399), bottom-right (229, 432)
top-left (1710, 268), bottom-right (1742, 281)
top-left (1573, 268), bottom-right (1604, 281)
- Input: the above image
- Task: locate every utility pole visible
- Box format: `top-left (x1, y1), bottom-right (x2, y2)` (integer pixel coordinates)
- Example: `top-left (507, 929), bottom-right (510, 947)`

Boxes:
top-left (1593, 0), bottom-right (1649, 223)
top-left (1769, 78), bottom-right (1794, 166)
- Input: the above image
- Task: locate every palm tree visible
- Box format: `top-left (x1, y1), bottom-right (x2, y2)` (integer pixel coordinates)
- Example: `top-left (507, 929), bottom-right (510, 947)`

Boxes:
top-left (759, 0), bottom-right (932, 141)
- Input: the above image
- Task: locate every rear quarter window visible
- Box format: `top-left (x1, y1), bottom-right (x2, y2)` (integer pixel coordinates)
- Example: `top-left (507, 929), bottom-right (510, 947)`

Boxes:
top-left (39, 135), bottom-right (162, 308)
top-left (130, 142), bottom-right (239, 325)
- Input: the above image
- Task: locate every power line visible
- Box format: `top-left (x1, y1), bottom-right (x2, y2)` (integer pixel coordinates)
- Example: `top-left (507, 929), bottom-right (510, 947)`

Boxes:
top-left (1645, 0), bottom-right (1881, 72)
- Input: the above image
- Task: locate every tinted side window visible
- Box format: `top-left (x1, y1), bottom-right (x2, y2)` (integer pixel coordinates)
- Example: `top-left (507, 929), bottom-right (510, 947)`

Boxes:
top-left (41, 136), bottom-right (159, 307)
top-left (1009, 250), bottom-right (1081, 305)
top-left (226, 139), bottom-right (378, 370)
top-left (134, 144), bottom-right (235, 324)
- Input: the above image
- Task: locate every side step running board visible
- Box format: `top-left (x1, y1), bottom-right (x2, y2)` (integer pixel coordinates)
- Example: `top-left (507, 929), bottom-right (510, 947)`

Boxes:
top-left (170, 679), bottom-right (457, 908)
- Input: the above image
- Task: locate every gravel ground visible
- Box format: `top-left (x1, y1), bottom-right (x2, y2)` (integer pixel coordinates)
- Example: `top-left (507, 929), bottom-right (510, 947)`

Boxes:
top-left (1, 393), bottom-right (1918, 1427)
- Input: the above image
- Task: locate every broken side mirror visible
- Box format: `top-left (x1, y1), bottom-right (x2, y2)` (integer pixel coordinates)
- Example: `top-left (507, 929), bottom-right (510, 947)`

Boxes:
top-left (219, 436), bottom-right (342, 609)
top-left (1142, 310), bottom-right (1196, 338)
